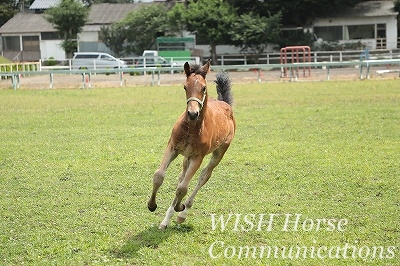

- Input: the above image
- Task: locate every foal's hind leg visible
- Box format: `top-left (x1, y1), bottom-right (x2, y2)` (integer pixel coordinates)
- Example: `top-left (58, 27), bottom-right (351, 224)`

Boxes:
top-left (177, 144), bottom-right (230, 224)
top-left (148, 144), bottom-right (178, 212)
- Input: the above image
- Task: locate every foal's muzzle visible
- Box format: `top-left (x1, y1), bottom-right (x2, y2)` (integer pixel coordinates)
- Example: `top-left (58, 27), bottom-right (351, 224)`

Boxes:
top-left (186, 90), bottom-right (206, 121)
top-left (187, 110), bottom-right (199, 121)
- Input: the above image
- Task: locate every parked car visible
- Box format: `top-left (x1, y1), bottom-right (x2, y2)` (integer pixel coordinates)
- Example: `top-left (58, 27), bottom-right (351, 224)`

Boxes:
top-left (135, 50), bottom-right (177, 68)
top-left (72, 52), bottom-right (127, 70)
top-left (135, 56), bottom-right (177, 68)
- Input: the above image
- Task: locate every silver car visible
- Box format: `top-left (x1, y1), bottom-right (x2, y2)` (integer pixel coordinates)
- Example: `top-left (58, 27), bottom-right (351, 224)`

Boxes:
top-left (72, 52), bottom-right (127, 70)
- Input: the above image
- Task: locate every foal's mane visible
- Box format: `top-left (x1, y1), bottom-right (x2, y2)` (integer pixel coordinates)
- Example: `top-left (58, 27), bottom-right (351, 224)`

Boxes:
top-left (186, 63), bottom-right (208, 77)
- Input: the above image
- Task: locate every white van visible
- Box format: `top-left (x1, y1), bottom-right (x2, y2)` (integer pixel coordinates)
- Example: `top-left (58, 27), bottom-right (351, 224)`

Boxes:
top-left (72, 52), bottom-right (127, 70)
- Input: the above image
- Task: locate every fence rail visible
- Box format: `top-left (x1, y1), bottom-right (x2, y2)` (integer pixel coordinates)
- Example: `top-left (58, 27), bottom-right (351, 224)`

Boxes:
top-left (1, 59), bottom-right (400, 90)
top-left (217, 48), bottom-right (400, 65)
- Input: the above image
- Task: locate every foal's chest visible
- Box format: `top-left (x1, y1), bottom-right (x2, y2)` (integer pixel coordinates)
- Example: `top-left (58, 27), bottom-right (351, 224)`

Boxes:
top-left (172, 123), bottom-right (210, 157)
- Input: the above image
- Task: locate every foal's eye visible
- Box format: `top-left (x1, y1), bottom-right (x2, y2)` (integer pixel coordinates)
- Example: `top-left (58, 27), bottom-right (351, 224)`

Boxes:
top-left (183, 86), bottom-right (187, 91)
top-left (202, 86), bottom-right (207, 92)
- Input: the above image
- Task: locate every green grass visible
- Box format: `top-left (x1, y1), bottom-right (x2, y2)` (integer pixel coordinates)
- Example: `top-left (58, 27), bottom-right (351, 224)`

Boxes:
top-left (0, 56), bottom-right (11, 64)
top-left (0, 80), bottom-right (399, 265)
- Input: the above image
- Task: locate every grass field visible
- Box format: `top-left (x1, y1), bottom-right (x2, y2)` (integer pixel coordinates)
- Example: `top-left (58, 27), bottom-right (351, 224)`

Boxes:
top-left (0, 56), bottom-right (11, 64)
top-left (0, 79), bottom-right (399, 265)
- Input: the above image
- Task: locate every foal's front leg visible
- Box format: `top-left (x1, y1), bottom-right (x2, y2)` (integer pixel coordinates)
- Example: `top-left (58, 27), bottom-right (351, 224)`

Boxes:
top-left (159, 156), bottom-right (203, 229)
top-left (148, 144), bottom-right (178, 212)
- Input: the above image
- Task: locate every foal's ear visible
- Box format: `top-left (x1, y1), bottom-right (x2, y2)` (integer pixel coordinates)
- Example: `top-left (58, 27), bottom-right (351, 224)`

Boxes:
top-left (184, 62), bottom-right (191, 76)
top-left (202, 59), bottom-right (211, 76)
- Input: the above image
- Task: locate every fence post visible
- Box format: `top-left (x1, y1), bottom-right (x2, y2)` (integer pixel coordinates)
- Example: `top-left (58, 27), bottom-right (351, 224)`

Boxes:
top-left (12, 74), bottom-right (20, 90)
top-left (327, 66), bottom-right (330, 80)
top-left (314, 52), bottom-right (318, 68)
top-left (50, 73), bottom-right (53, 89)
top-left (119, 70), bottom-right (123, 87)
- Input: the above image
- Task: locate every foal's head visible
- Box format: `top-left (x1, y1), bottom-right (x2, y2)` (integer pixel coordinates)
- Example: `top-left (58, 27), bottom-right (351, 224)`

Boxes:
top-left (183, 61), bottom-right (210, 121)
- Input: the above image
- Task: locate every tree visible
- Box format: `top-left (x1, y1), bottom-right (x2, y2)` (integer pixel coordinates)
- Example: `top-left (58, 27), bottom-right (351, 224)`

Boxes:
top-left (227, 0), bottom-right (366, 47)
top-left (166, 2), bottom-right (187, 36)
top-left (0, 0), bottom-right (21, 27)
top-left (83, 0), bottom-right (132, 5)
top-left (230, 12), bottom-right (281, 63)
top-left (99, 23), bottom-right (126, 57)
top-left (101, 4), bottom-right (172, 56)
top-left (123, 4), bottom-right (171, 55)
top-left (232, 0), bottom-right (365, 27)
top-left (173, 0), bottom-right (237, 64)
top-left (227, 0), bottom-right (270, 16)
top-left (278, 0), bottom-right (365, 26)
top-left (100, 3), bottom-right (183, 56)
top-left (395, 0), bottom-right (400, 11)
top-left (45, 0), bottom-right (89, 57)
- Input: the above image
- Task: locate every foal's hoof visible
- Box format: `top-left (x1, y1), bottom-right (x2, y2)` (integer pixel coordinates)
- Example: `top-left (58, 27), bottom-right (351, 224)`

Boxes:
top-left (158, 224), bottom-right (167, 230)
top-left (177, 216), bottom-right (186, 224)
top-left (148, 204), bottom-right (157, 212)
top-left (174, 204), bottom-right (185, 212)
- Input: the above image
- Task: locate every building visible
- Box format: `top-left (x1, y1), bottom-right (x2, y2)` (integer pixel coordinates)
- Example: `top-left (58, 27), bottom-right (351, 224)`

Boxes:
top-left (0, 13), bottom-right (60, 61)
top-left (312, 0), bottom-right (399, 50)
top-left (0, 1), bottom-right (146, 60)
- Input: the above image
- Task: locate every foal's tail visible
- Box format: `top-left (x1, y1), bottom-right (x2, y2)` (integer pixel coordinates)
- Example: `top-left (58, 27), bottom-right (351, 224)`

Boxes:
top-left (215, 71), bottom-right (233, 106)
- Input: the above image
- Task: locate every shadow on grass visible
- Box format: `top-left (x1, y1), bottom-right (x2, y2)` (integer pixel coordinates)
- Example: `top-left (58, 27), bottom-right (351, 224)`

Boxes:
top-left (110, 223), bottom-right (193, 259)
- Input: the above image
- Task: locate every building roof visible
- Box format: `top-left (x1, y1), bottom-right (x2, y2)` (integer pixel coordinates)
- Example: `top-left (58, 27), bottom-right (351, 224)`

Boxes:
top-left (87, 3), bottom-right (144, 24)
top-left (29, 0), bottom-right (61, 10)
top-left (0, 13), bottom-right (55, 34)
top-left (322, 0), bottom-right (397, 18)
top-left (0, 3), bottom-right (148, 34)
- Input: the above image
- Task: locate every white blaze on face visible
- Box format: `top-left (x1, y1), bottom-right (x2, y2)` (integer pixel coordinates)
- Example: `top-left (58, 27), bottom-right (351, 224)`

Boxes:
top-left (186, 77), bottom-right (203, 120)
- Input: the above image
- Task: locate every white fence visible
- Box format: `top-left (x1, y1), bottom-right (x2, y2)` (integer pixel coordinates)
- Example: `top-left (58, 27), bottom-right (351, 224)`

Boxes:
top-left (37, 56), bottom-right (200, 71)
top-left (1, 59), bottom-right (400, 90)
top-left (216, 49), bottom-right (400, 65)
top-left (1, 49), bottom-right (398, 72)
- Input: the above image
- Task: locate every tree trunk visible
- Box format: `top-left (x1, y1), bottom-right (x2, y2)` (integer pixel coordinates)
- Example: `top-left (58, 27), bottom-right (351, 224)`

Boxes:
top-left (210, 43), bottom-right (218, 65)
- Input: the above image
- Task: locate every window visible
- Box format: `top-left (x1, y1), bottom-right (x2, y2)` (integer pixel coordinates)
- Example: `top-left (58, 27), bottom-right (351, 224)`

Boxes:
top-left (345, 25), bottom-right (374, 40)
top-left (22, 36), bottom-right (39, 51)
top-left (313, 26), bottom-right (342, 42)
top-left (41, 32), bottom-right (61, 40)
top-left (75, 54), bottom-right (98, 59)
top-left (377, 24), bottom-right (386, 38)
top-left (100, 54), bottom-right (112, 60)
top-left (2, 36), bottom-right (20, 50)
